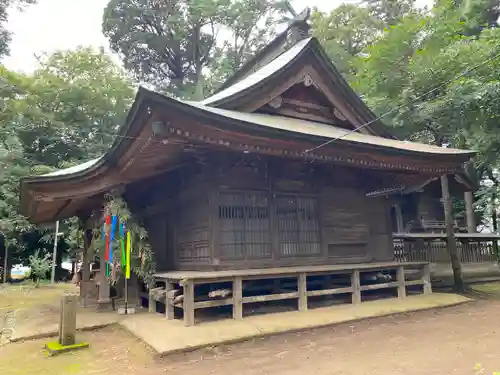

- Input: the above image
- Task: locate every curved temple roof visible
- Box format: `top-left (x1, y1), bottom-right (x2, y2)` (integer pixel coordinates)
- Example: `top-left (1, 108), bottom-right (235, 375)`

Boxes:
top-left (19, 87), bottom-right (476, 224)
top-left (41, 157), bottom-right (102, 177)
top-left (20, 28), bottom-right (477, 224)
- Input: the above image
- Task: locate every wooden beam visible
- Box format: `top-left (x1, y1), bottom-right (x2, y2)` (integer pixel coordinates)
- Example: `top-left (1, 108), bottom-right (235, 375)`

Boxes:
top-left (360, 282), bottom-right (399, 291)
top-left (242, 292), bottom-right (299, 303)
top-left (53, 199), bottom-right (72, 217)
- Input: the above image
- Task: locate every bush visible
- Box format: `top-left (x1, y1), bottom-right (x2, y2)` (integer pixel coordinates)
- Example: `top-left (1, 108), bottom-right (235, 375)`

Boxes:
top-left (28, 250), bottom-right (52, 287)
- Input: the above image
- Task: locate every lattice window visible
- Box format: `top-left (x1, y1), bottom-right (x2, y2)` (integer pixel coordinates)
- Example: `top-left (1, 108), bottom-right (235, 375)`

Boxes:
top-left (177, 196), bottom-right (210, 262)
top-left (219, 192), bottom-right (271, 259)
top-left (276, 196), bottom-right (321, 257)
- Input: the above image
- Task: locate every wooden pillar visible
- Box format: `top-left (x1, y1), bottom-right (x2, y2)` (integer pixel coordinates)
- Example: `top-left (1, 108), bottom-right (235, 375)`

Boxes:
top-left (148, 281), bottom-right (155, 313)
top-left (464, 191), bottom-right (476, 233)
top-left (164, 280), bottom-right (175, 320)
top-left (183, 279), bottom-right (195, 327)
top-left (441, 174), bottom-right (465, 292)
top-left (59, 295), bottom-right (77, 346)
top-left (80, 226), bottom-right (93, 307)
top-left (423, 264), bottom-right (432, 294)
top-left (232, 277), bottom-right (243, 320)
top-left (97, 254), bottom-right (111, 308)
top-left (351, 270), bottom-right (361, 304)
top-left (298, 273), bottom-right (307, 311)
top-left (396, 266), bottom-right (406, 299)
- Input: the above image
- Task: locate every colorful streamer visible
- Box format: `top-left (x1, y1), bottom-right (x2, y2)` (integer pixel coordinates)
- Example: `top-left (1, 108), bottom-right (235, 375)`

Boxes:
top-left (104, 216), bottom-right (111, 261)
top-left (119, 223), bottom-right (126, 268)
top-left (125, 231), bottom-right (131, 279)
top-left (109, 215), bottom-right (117, 264)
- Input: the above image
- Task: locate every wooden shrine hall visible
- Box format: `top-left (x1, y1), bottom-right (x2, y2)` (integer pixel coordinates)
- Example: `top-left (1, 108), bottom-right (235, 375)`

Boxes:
top-left (19, 10), bottom-right (479, 326)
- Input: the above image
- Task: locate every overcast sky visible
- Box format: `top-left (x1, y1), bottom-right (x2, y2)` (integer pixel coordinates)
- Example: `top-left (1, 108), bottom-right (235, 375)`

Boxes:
top-left (3, 0), bottom-right (432, 73)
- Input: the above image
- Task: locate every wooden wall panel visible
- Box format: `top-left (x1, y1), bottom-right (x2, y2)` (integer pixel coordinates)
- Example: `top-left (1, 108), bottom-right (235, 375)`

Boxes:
top-left (143, 214), bottom-right (170, 271)
top-left (176, 188), bottom-right (211, 266)
top-left (366, 197), bottom-right (394, 261)
top-left (321, 187), bottom-right (370, 261)
top-left (139, 154), bottom-right (400, 271)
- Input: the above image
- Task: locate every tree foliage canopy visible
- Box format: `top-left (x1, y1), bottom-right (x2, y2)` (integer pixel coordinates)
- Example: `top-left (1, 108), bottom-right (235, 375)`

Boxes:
top-left (0, 47), bottom-right (134, 267)
top-left (102, 0), bottom-right (288, 99)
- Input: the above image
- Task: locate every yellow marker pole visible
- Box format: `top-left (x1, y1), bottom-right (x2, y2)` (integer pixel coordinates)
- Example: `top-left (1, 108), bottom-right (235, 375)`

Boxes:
top-left (126, 231), bottom-right (131, 279)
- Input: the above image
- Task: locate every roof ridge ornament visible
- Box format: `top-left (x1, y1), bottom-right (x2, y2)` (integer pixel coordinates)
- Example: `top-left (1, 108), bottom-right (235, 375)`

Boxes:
top-left (285, 1), bottom-right (311, 44)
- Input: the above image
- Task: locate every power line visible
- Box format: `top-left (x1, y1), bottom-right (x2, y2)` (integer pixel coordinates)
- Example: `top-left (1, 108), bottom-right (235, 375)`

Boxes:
top-left (1, 49), bottom-right (500, 168)
top-left (304, 50), bottom-right (500, 153)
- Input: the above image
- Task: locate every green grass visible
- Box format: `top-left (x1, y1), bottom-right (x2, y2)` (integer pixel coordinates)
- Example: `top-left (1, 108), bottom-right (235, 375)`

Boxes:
top-left (470, 282), bottom-right (500, 297)
top-left (0, 283), bottom-right (77, 311)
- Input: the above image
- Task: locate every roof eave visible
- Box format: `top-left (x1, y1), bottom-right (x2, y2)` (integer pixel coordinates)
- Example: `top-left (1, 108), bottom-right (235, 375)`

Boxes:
top-left (20, 88), bottom-right (477, 222)
top-left (144, 90), bottom-right (476, 161)
top-left (19, 88), bottom-right (152, 219)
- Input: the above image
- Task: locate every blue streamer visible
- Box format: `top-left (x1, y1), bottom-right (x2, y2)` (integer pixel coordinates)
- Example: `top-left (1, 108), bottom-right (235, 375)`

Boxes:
top-left (109, 215), bottom-right (117, 264)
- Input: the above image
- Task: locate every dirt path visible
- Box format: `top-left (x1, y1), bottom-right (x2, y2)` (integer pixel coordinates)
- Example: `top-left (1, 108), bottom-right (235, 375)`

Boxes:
top-left (2, 299), bottom-right (500, 375)
top-left (162, 300), bottom-right (500, 375)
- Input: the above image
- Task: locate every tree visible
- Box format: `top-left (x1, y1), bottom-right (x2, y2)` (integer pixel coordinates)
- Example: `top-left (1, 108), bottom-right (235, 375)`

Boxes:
top-left (16, 47), bottom-right (135, 166)
top-left (28, 249), bottom-right (51, 287)
top-left (0, 47), bottom-right (134, 273)
top-left (352, 3), bottom-right (500, 291)
top-left (436, 0), bottom-right (500, 35)
top-left (310, 1), bottom-right (423, 78)
top-left (0, 0), bottom-right (36, 58)
top-left (363, 0), bottom-right (418, 26)
top-left (311, 5), bottom-right (380, 76)
top-left (102, 0), bottom-right (287, 99)
top-left (206, 0), bottom-right (288, 92)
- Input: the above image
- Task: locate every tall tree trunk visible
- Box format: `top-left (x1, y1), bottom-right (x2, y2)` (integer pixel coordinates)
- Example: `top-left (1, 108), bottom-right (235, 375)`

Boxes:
top-left (464, 191), bottom-right (476, 233)
top-left (441, 174), bottom-right (465, 292)
top-left (487, 170), bottom-right (499, 258)
top-left (193, 25), bottom-right (204, 101)
top-left (194, 68), bottom-right (204, 101)
top-left (492, 191), bottom-right (499, 258)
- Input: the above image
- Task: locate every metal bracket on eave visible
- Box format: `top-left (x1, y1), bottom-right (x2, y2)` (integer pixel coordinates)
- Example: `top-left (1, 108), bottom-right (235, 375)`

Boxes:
top-left (366, 186), bottom-right (405, 198)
